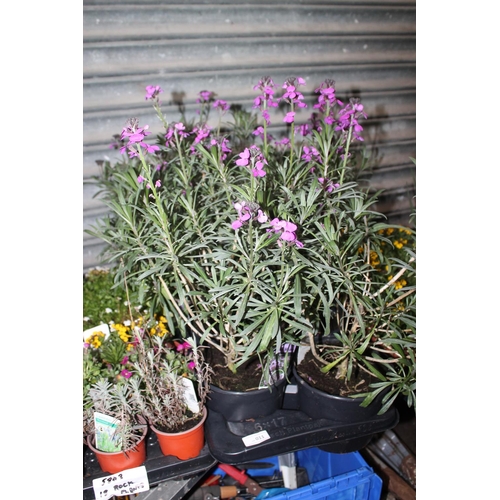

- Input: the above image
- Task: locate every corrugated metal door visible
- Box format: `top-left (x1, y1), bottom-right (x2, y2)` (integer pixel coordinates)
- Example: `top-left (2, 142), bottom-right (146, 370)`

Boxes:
top-left (83, 0), bottom-right (416, 272)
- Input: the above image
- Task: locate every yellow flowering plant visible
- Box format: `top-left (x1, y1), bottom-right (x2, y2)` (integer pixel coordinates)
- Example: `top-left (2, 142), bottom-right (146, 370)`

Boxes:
top-left (83, 268), bottom-right (199, 428)
top-left (370, 227), bottom-right (416, 291)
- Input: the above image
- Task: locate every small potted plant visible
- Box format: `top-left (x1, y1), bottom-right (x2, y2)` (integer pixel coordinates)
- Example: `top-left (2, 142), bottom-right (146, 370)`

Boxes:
top-left (86, 76), bottom-right (416, 424)
top-left (126, 330), bottom-right (212, 460)
top-left (83, 265), bottom-right (166, 470)
top-left (84, 378), bottom-right (148, 475)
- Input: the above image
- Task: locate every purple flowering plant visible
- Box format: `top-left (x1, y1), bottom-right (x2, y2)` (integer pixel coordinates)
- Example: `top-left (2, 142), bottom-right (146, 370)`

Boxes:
top-left (88, 75), bottom-right (416, 407)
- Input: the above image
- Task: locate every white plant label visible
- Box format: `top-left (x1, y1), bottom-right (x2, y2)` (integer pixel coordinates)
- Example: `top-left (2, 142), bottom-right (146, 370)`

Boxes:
top-left (94, 411), bottom-right (121, 452)
top-left (242, 430), bottom-right (271, 447)
top-left (179, 377), bottom-right (200, 413)
top-left (84, 323), bottom-right (110, 341)
top-left (297, 344), bottom-right (310, 364)
top-left (92, 466), bottom-right (150, 499)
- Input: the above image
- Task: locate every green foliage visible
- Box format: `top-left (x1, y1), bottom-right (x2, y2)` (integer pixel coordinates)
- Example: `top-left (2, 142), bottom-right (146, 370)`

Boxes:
top-left (85, 77), bottom-right (416, 411)
top-left (83, 379), bottom-right (146, 451)
top-left (83, 267), bottom-right (131, 330)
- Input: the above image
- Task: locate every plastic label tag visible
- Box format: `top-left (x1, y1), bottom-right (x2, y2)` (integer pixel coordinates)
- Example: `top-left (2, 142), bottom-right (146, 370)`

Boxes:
top-left (84, 323), bottom-right (110, 341)
top-left (94, 411), bottom-right (121, 452)
top-left (179, 377), bottom-right (200, 413)
top-left (297, 345), bottom-right (310, 364)
top-left (242, 430), bottom-right (271, 447)
top-left (92, 466), bottom-right (150, 499)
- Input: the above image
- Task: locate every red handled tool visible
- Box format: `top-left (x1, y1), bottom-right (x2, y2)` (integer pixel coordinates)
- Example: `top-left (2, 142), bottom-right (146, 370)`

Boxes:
top-left (218, 463), bottom-right (264, 497)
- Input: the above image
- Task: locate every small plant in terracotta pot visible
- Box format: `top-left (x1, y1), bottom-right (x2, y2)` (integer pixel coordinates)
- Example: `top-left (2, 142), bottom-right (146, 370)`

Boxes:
top-left (84, 379), bottom-right (148, 474)
top-left (127, 330), bottom-right (212, 459)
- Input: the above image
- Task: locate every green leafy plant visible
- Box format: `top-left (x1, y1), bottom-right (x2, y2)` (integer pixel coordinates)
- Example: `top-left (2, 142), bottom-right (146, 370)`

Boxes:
top-left (83, 267), bottom-right (132, 330)
top-left (86, 78), bottom-right (416, 411)
top-left (83, 379), bottom-right (147, 452)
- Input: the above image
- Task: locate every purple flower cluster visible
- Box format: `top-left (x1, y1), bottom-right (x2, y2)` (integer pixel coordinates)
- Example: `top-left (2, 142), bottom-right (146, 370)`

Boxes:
top-left (318, 177), bottom-right (340, 193)
top-left (313, 80), bottom-right (343, 121)
top-left (213, 99), bottom-right (230, 113)
top-left (120, 118), bottom-right (160, 158)
top-left (165, 122), bottom-right (190, 147)
top-left (176, 340), bottom-right (196, 370)
top-left (302, 145), bottom-right (322, 164)
top-left (281, 77), bottom-right (307, 124)
top-left (209, 136), bottom-right (232, 161)
top-left (268, 218), bottom-right (303, 248)
top-left (235, 146), bottom-right (268, 178)
top-left (335, 98), bottom-right (367, 142)
top-left (145, 85), bottom-right (163, 101)
top-left (253, 76), bottom-right (279, 125)
top-left (192, 124), bottom-right (212, 145)
top-left (230, 202), bottom-right (303, 250)
top-left (196, 90), bottom-right (215, 104)
top-left (231, 201), bottom-right (268, 230)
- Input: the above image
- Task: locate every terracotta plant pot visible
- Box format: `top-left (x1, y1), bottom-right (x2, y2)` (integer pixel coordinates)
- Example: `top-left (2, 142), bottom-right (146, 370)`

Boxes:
top-left (87, 425), bottom-right (147, 474)
top-left (150, 407), bottom-right (207, 460)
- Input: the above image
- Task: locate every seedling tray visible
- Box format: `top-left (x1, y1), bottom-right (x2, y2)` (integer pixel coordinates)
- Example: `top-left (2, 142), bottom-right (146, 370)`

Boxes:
top-left (83, 431), bottom-right (217, 500)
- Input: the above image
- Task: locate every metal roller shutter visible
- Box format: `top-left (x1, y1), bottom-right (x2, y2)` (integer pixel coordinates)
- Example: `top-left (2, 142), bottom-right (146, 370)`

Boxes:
top-left (83, 0), bottom-right (416, 271)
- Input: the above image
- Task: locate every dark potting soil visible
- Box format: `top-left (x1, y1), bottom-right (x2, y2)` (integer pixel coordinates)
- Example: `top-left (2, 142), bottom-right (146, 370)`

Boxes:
top-left (207, 349), bottom-right (268, 392)
top-left (296, 349), bottom-right (377, 396)
top-left (155, 411), bottom-right (204, 434)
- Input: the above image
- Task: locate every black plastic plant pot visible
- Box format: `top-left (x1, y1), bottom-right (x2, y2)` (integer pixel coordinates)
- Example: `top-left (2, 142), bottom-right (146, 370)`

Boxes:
top-left (206, 375), bottom-right (288, 422)
top-left (204, 372), bottom-right (398, 463)
top-left (293, 366), bottom-right (387, 424)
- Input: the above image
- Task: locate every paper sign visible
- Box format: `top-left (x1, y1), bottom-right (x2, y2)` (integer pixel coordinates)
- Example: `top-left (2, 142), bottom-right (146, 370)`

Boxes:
top-left (92, 466), bottom-right (150, 500)
top-left (242, 430), bottom-right (271, 447)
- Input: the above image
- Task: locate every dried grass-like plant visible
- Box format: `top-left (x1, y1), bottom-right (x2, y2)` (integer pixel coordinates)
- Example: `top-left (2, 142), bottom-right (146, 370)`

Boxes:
top-left (128, 332), bottom-right (212, 432)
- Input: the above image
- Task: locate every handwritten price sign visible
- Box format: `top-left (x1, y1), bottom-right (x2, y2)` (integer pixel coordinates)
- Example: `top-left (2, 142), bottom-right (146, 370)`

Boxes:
top-left (92, 466), bottom-right (149, 499)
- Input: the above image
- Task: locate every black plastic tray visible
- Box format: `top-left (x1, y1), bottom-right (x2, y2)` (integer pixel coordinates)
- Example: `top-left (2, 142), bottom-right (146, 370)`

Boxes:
top-left (83, 431), bottom-right (217, 500)
top-left (204, 385), bottom-right (399, 463)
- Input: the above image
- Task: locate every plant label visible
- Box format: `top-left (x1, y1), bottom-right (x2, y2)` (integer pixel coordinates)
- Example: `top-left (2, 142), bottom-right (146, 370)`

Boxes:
top-left (94, 411), bottom-right (122, 452)
top-left (297, 345), bottom-right (310, 363)
top-left (179, 377), bottom-right (200, 413)
top-left (84, 323), bottom-right (110, 341)
top-left (92, 465), bottom-right (150, 499)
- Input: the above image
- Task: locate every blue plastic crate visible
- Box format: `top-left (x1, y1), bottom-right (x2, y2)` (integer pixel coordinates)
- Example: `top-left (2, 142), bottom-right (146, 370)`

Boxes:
top-left (217, 447), bottom-right (382, 500)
